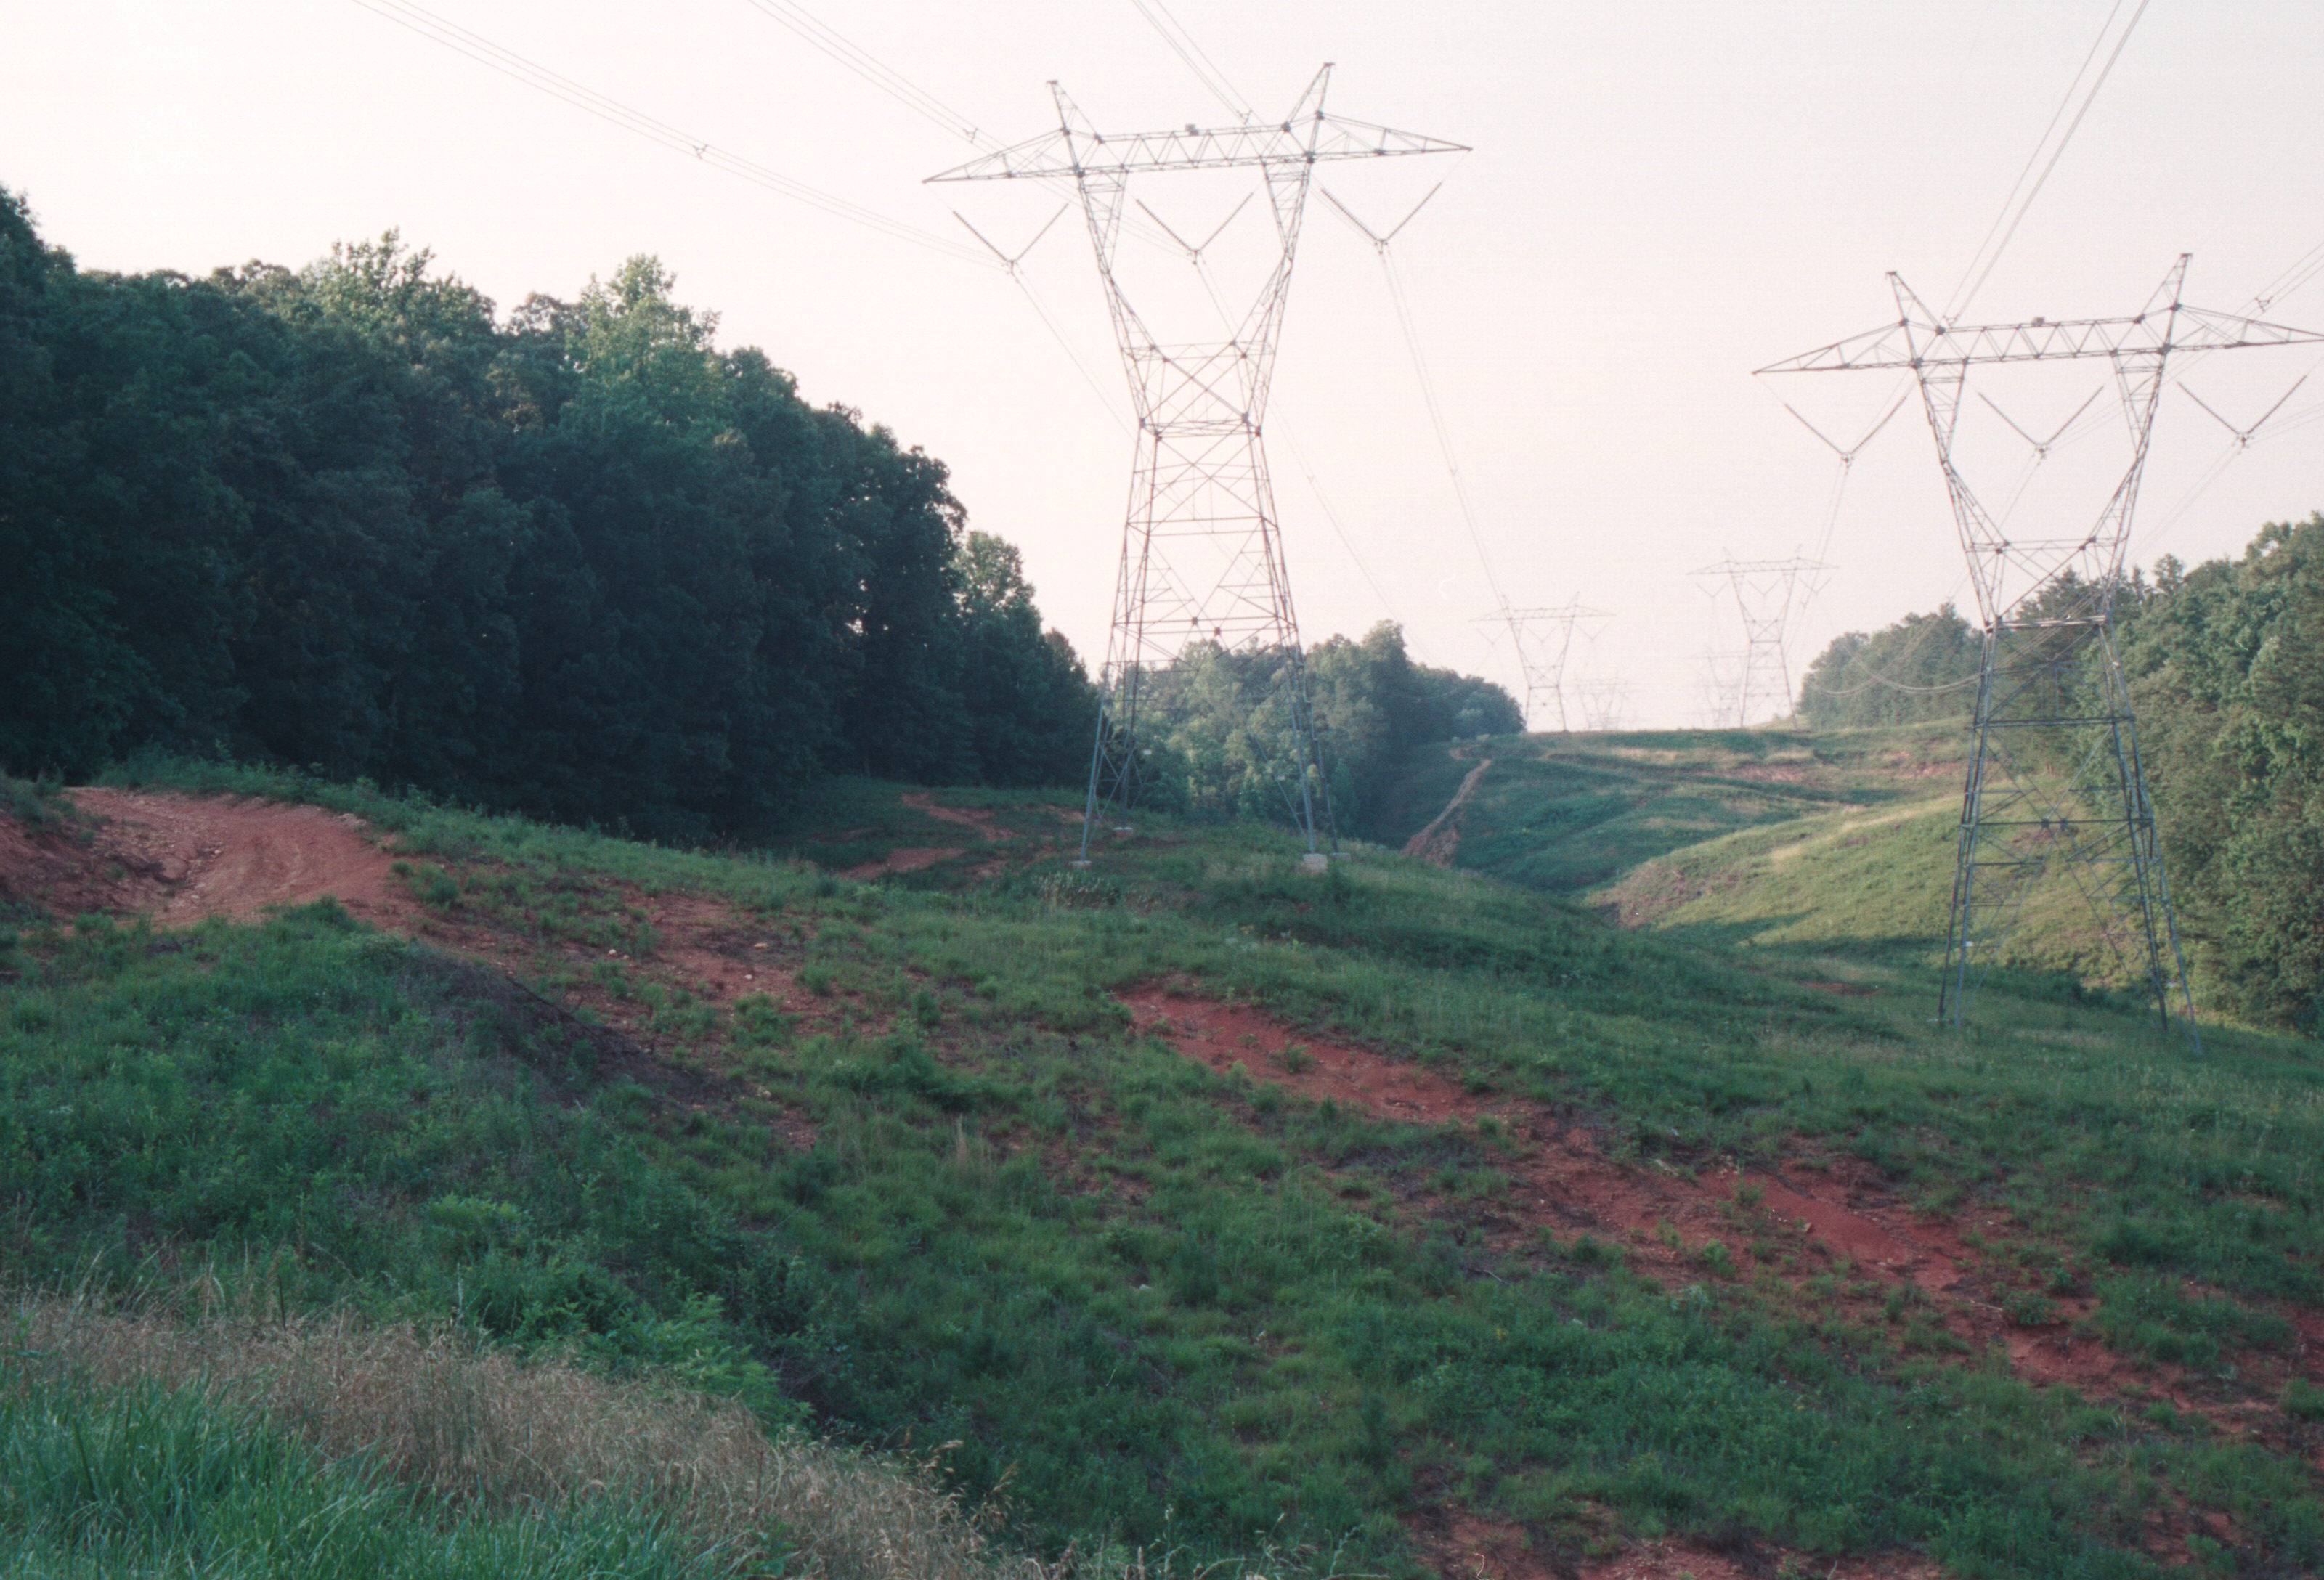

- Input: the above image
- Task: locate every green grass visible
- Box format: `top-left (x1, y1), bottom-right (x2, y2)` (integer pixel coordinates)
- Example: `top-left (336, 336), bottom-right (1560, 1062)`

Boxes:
top-left (6, 754), bottom-right (2324, 1576)
top-left (0, 1371), bottom-right (723, 1580)
top-left (1373, 722), bottom-right (1965, 894)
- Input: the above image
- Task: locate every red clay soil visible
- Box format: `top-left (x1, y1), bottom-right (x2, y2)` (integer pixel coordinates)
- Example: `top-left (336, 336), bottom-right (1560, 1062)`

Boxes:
top-left (11, 789), bottom-right (853, 1044)
top-left (837, 791), bottom-right (1004, 879)
top-left (902, 789), bottom-right (1004, 839)
top-left (1116, 984), bottom-right (2248, 1417)
top-left (1120, 985), bottom-right (1965, 1287)
top-left (1408, 1508), bottom-right (1942, 1580)
top-left (1404, 757), bottom-right (1492, 867)
top-left (8, 792), bottom-right (2299, 1575)
top-left (17, 789), bottom-right (418, 930)
top-left (841, 846), bottom-right (968, 879)
top-left (1584, 1538), bottom-right (1941, 1580)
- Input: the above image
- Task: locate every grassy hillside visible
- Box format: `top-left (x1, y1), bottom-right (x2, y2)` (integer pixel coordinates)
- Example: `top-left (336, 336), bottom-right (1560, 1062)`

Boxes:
top-left (1379, 724), bottom-right (2156, 992)
top-left (1376, 724), bottom-right (1967, 894)
top-left (5, 759), bottom-right (2324, 1577)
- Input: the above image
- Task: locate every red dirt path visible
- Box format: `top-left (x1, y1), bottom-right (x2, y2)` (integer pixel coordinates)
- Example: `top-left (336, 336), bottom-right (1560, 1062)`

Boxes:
top-left (4, 789), bottom-right (415, 929)
top-left (1117, 983), bottom-right (2260, 1419)
top-left (1403, 753), bottom-right (1492, 867)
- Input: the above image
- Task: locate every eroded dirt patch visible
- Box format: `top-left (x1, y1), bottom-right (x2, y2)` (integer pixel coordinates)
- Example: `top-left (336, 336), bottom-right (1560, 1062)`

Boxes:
top-left (837, 791), bottom-right (1018, 879)
top-left (841, 845), bottom-right (967, 879)
top-left (41, 789), bottom-right (415, 929)
top-left (1119, 983), bottom-right (2265, 1423)
top-left (1405, 754), bottom-right (1492, 867)
top-left (1406, 1507), bottom-right (1946, 1580)
top-left (1121, 985), bottom-right (1960, 1284)
top-left (1583, 1538), bottom-right (1943, 1580)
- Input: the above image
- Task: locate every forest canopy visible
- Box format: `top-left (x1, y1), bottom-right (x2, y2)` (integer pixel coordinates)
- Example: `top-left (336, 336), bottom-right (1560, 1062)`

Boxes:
top-left (1797, 515), bottom-right (2324, 1032)
top-left (0, 190), bottom-right (1510, 841)
top-left (0, 190), bottom-right (1097, 836)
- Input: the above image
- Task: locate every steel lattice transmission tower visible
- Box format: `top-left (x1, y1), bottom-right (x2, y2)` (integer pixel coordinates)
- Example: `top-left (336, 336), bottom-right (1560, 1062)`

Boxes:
top-left (1691, 557), bottom-right (1826, 725)
top-left (931, 70), bottom-right (1466, 858)
top-left (1763, 258), bottom-right (2323, 1032)
top-left (1479, 604), bottom-right (1606, 732)
top-left (1575, 675), bottom-right (1633, 733)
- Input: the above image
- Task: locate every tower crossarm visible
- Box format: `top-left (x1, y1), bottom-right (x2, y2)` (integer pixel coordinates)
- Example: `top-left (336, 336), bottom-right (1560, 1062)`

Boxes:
top-left (927, 115), bottom-right (1466, 183)
top-left (1754, 256), bottom-right (2282, 1039)
top-left (1758, 273), bottom-right (2323, 375)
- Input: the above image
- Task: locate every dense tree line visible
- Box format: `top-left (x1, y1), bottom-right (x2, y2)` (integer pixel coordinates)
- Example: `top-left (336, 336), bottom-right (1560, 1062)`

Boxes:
top-left (1796, 603), bottom-right (1983, 729)
top-left (1123, 622), bottom-right (1521, 831)
top-left (1797, 517), bottom-right (2324, 1031)
top-left (0, 189), bottom-right (1092, 837)
top-left (2123, 518), bottom-right (2324, 1031)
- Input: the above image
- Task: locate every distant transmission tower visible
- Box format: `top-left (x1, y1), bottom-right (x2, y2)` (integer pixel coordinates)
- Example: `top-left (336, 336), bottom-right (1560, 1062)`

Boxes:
top-left (1689, 652), bottom-right (1747, 728)
top-left (1479, 603), bottom-right (1606, 732)
top-left (1575, 675), bottom-right (1633, 733)
top-left (1762, 257), bottom-right (2323, 1033)
top-left (1691, 557), bottom-right (1825, 725)
top-left (932, 70), bottom-right (1465, 859)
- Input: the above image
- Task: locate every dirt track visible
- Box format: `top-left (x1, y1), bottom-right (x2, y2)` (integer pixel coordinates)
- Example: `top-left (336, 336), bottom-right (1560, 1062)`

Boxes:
top-left (1118, 983), bottom-right (2272, 1421)
top-left (0, 789), bottom-right (413, 931)
top-left (66, 789), bottom-right (411, 927)
top-left (1402, 754), bottom-right (1490, 866)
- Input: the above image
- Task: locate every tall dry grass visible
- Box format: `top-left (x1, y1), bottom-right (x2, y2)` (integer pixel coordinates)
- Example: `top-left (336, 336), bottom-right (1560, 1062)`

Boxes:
top-left (3, 1287), bottom-right (1015, 1580)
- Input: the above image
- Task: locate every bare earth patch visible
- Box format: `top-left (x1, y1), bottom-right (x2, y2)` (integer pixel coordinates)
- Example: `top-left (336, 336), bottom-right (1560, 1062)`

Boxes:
top-left (57, 788), bottom-right (413, 929)
top-left (1405, 754), bottom-right (1492, 867)
top-left (842, 845), bottom-right (968, 879)
top-left (1406, 1507), bottom-right (1943, 1580)
top-left (1118, 983), bottom-right (2267, 1428)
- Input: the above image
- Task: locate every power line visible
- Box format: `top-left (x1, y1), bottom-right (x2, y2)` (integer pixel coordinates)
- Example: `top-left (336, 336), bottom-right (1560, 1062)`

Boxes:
top-left (1945, 0), bottom-right (2151, 321)
top-left (1126, 0), bottom-right (1252, 121)
top-left (953, 208), bottom-right (1134, 433)
top-left (346, 0), bottom-right (992, 267)
top-left (2248, 237), bottom-right (2324, 315)
top-left (738, 0), bottom-right (986, 146)
top-left (1320, 189), bottom-right (1515, 627)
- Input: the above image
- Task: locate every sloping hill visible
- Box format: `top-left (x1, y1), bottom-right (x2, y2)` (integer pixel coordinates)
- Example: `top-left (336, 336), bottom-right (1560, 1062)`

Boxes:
top-left (1380, 724), bottom-right (2153, 993)
top-left (6, 760), bottom-right (2324, 1579)
top-left (1378, 723), bottom-right (1966, 894)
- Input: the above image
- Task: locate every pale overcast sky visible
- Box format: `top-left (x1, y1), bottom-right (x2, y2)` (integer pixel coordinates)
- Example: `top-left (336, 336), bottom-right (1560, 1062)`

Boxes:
top-left (7, 1), bottom-right (2322, 725)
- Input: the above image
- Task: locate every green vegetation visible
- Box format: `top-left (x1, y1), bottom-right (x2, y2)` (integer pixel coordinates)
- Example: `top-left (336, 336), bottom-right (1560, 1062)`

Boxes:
top-left (1798, 604), bottom-right (1983, 731)
top-left (1126, 623), bottom-right (1521, 833)
top-left (0, 188), bottom-right (1094, 834)
top-left (0, 193), bottom-right (1516, 847)
top-left (9, 179), bottom-right (2324, 1580)
top-left (1779, 513), bottom-right (2324, 1030)
top-left (2125, 517), bottom-right (2324, 1031)
top-left (1374, 722), bottom-right (1964, 895)
top-left (8, 758), bottom-right (2324, 1576)
top-left (2, 1291), bottom-right (1006, 1580)
top-left (1, 1372), bottom-right (724, 1580)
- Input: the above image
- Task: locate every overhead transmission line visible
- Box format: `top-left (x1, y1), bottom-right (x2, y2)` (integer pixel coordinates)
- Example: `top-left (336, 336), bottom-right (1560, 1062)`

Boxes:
top-left (1770, 0), bottom-right (2154, 701)
top-left (346, 0), bottom-right (991, 266)
top-left (1781, 9), bottom-right (2323, 705)
top-left (1944, 0), bottom-right (2152, 322)
top-left (952, 206), bottom-right (1133, 435)
top-left (739, 0), bottom-right (986, 146)
top-left (2247, 237), bottom-right (2324, 315)
top-left (347, 0), bottom-right (1150, 428)
top-left (724, 0), bottom-right (1211, 428)
top-left (1320, 187), bottom-right (1515, 632)
top-left (1126, 0), bottom-right (1252, 121)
